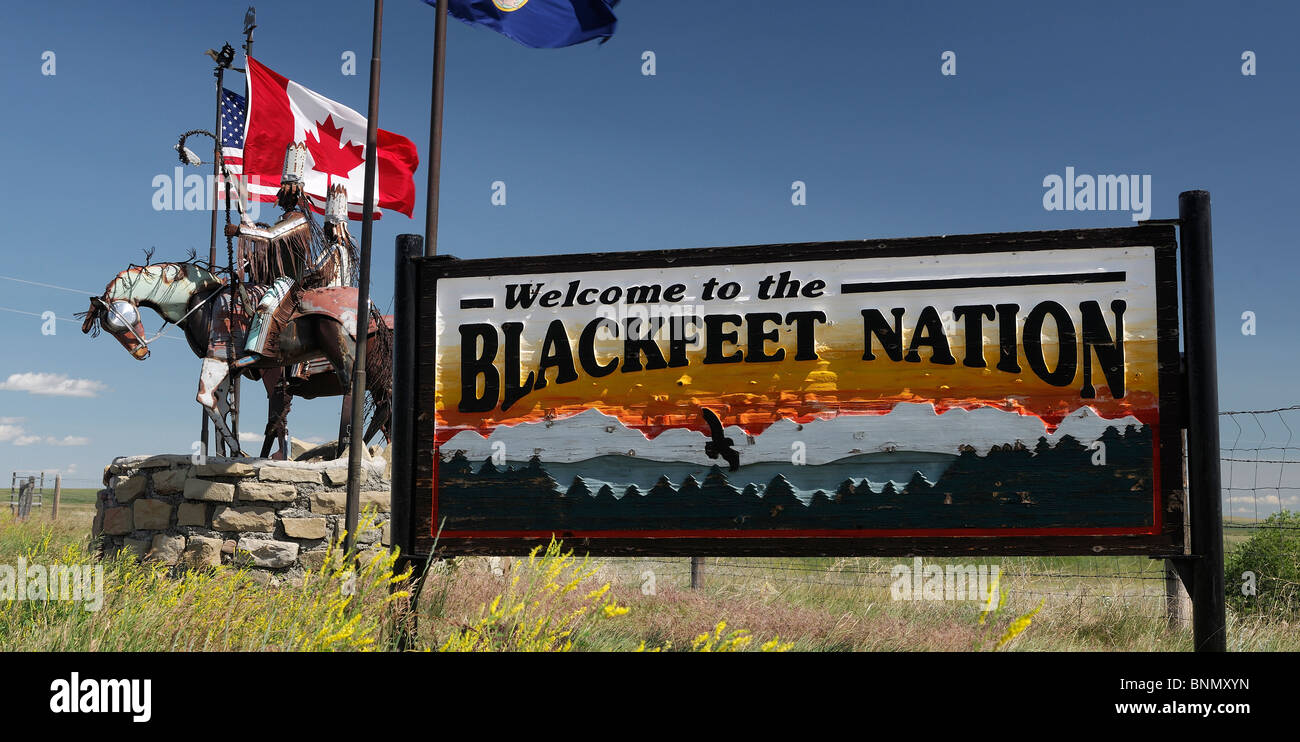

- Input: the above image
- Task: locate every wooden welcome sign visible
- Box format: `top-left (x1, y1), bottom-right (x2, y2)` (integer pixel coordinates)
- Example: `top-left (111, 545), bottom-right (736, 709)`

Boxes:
top-left (392, 225), bottom-right (1184, 556)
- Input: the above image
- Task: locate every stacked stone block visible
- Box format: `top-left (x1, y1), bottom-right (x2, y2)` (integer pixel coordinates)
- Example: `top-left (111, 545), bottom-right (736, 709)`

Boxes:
top-left (93, 453), bottom-right (393, 586)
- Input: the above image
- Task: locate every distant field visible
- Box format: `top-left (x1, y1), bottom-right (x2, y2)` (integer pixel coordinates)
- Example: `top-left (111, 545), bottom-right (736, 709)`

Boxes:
top-left (4, 488), bottom-right (98, 527)
top-left (55, 488), bottom-right (99, 507)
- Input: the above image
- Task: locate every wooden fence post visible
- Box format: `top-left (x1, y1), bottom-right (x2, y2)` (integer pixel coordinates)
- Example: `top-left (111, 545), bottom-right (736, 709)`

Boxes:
top-left (1165, 560), bottom-right (1192, 629)
top-left (52, 474), bottom-right (61, 520)
top-left (1166, 431), bottom-right (1193, 629)
top-left (16, 476), bottom-right (34, 520)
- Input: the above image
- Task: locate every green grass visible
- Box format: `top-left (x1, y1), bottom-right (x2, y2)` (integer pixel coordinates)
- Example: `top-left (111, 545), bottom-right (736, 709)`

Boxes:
top-left (0, 512), bottom-right (410, 651)
top-left (416, 547), bottom-right (1299, 651)
top-left (2, 508), bottom-right (1297, 651)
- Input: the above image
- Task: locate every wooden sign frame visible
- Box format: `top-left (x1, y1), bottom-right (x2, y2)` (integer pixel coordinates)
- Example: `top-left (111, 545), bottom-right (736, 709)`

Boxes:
top-left (389, 224), bottom-right (1185, 558)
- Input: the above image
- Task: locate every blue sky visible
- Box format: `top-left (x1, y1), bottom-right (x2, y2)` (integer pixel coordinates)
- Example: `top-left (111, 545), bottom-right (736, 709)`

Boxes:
top-left (0, 0), bottom-right (1296, 489)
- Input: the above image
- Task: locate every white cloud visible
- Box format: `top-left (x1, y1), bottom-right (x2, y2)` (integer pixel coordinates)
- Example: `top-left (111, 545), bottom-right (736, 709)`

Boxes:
top-left (0, 372), bottom-right (107, 398)
top-left (1, 422), bottom-right (90, 447)
top-left (238, 432), bottom-right (262, 443)
top-left (0, 416), bottom-right (24, 424)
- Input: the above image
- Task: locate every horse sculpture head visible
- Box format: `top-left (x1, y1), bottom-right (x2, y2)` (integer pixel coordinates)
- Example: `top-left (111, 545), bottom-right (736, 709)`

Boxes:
top-left (80, 261), bottom-right (223, 361)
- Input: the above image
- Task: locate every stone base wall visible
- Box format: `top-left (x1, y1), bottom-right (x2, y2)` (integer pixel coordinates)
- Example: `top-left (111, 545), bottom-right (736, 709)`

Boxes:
top-left (93, 453), bottom-right (392, 586)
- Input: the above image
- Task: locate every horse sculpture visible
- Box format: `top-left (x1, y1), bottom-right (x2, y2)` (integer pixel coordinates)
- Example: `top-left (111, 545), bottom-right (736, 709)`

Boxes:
top-left (79, 260), bottom-right (391, 459)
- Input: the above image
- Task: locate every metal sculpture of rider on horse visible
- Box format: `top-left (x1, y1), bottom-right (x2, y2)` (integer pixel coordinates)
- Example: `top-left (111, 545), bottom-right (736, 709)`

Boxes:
top-left (79, 141), bottom-right (392, 460)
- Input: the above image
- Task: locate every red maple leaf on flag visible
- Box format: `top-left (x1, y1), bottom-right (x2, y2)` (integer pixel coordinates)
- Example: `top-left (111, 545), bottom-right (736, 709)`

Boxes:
top-left (305, 115), bottom-right (365, 187)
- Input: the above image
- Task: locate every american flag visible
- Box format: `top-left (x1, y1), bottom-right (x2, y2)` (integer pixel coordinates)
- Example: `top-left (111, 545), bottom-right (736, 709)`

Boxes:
top-left (218, 88), bottom-right (246, 197)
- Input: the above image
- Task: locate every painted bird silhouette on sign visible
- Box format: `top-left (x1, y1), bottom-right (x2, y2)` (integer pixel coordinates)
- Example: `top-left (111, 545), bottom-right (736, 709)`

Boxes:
top-left (701, 407), bottom-right (740, 472)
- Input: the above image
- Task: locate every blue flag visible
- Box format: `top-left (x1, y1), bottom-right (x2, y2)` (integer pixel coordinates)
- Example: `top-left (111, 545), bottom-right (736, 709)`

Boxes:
top-left (431, 0), bottom-right (617, 48)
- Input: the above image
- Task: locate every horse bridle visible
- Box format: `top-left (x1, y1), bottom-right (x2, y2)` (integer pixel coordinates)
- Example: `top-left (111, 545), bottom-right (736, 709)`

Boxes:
top-left (94, 286), bottom-right (223, 355)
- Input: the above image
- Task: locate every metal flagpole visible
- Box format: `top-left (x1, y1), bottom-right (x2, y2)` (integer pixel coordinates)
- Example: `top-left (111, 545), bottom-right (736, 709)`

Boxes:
top-left (226, 10), bottom-right (256, 460)
top-left (343, 0), bottom-right (385, 556)
top-left (424, 0), bottom-right (448, 257)
top-left (391, 0), bottom-right (449, 631)
top-left (228, 9), bottom-right (257, 455)
top-left (202, 42), bottom-right (235, 458)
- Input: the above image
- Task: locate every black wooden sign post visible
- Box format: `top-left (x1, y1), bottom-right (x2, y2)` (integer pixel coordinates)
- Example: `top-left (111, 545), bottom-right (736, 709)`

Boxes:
top-left (388, 190), bottom-right (1226, 651)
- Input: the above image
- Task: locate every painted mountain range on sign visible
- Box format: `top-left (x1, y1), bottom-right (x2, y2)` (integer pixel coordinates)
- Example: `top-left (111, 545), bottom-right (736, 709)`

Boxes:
top-left (434, 403), bottom-right (1157, 533)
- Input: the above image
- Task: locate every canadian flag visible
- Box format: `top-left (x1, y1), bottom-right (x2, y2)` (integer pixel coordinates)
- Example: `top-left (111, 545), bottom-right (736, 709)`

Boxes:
top-left (240, 56), bottom-right (419, 219)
